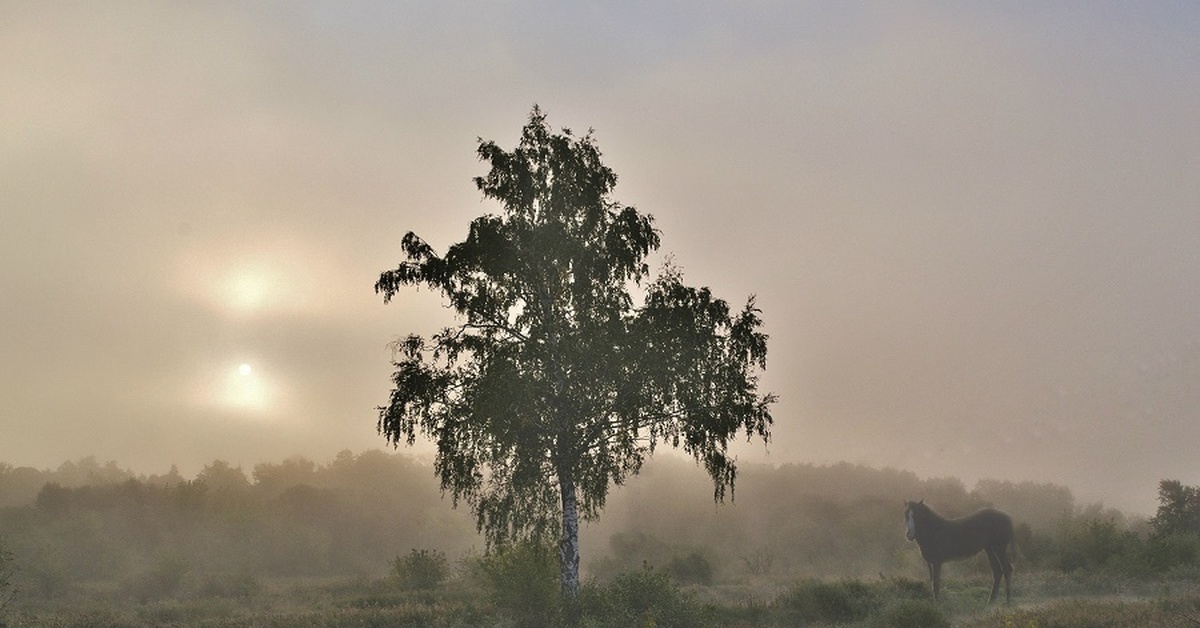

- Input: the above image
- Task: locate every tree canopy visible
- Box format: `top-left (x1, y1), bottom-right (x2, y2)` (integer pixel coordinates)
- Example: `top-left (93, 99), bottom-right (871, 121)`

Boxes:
top-left (375, 107), bottom-right (775, 596)
top-left (1151, 479), bottom-right (1200, 538)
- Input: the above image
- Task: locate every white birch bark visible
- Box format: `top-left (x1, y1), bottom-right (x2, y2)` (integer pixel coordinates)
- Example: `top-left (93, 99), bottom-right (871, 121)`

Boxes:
top-left (559, 477), bottom-right (581, 597)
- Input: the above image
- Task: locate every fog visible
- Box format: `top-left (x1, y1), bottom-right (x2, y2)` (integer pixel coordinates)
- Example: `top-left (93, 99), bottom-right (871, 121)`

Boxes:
top-left (0, 450), bottom-right (1139, 600)
top-left (3, 3), bottom-right (1200, 518)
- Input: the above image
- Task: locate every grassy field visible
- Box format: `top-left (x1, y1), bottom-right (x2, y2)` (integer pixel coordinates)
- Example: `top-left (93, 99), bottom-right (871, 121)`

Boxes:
top-left (6, 568), bottom-right (1200, 627)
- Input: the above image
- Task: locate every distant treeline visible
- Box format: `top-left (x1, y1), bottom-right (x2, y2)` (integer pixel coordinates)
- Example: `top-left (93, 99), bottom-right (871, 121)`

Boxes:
top-left (1, 451), bottom-right (1193, 601)
top-left (0, 451), bottom-right (480, 598)
top-left (582, 457), bottom-right (1140, 582)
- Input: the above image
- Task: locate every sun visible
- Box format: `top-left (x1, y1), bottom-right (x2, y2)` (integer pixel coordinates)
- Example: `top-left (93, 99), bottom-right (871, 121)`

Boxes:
top-left (222, 362), bottom-right (269, 412)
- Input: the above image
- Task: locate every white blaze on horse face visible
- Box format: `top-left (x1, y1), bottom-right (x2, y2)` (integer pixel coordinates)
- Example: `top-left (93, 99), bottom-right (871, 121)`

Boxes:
top-left (906, 510), bottom-right (916, 541)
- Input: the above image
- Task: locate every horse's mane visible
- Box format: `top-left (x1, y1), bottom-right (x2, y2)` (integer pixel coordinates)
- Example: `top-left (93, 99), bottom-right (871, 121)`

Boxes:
top-left (906, 499), bottom-right (935, 517)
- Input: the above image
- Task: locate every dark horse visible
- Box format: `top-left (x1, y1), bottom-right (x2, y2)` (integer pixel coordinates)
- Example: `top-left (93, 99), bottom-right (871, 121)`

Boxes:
top-left (904, 500), bottom-right (1014, 603)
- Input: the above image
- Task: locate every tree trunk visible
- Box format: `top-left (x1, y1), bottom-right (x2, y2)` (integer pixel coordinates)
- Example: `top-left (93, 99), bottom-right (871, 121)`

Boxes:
top-left (559, 475), bottom-right (581, 598)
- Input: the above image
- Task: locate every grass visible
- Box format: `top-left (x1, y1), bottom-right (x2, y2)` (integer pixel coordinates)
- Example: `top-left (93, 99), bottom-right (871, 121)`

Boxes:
top-left (5, 570), bottom-right (1200, 627)
top-left (959, 598), bottom-right (1200, 628)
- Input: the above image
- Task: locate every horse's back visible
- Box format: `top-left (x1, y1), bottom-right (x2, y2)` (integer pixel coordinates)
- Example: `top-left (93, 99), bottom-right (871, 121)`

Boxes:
top-left (930, 508), bottom-right (1013, 560)
top-left (964, 508), bottom-right (1014, 545)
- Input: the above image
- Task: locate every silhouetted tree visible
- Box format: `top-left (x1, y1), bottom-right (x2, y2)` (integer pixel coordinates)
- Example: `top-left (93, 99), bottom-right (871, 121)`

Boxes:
top-left (375, 107), bottom-right (775, 597)
top-left (195, 460), bottom-right (251, 499)
top-left (1151, 479), bottom-right (1200, 538)
top-left (253, 457), bottom-right (318, 497)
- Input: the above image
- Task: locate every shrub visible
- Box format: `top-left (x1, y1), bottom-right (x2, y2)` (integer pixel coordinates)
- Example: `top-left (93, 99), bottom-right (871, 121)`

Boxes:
top-left (20, 546), bottom-right (70, 599)
top-left (872, 599), bottom-right (949, 628)
top-left (1145, 532), bottom-right (1200, 572)
top-left (475, 540), bottom-right (561, 627)
top-left (391, 548), bottom-right (449, 590)
top-left (121, 553), bottom-right (189, 602)
top-left (579, 566), bottom-right (709, 628)
top-left (1057, 518), bottom-right (1145, 574)
top-left (740, 545), bottom-right (776, 576)
top-left (668, 551), bottom-right (714, 585)
top-left (774, 578), bottom-right (874, 625)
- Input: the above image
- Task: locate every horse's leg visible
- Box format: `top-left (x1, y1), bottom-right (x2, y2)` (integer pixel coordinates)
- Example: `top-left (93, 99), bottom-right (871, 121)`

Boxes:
top-left (1000, 543), bottom-right (1013, 603)
top-left (926, 561), bottom-right (936, 602)
top-left (930, 562), bottom-right (942, 601)
top-left (985, 548), bottom-right (1002, 604)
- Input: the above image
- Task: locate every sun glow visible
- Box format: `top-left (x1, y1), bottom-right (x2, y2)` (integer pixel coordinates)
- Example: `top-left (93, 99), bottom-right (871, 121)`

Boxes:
top-left (226, 270), bottom-right (274, 313)
top-left (220, 362), bottom-right (271, 413)
top-left (172, 237), bottom-right (347, 319)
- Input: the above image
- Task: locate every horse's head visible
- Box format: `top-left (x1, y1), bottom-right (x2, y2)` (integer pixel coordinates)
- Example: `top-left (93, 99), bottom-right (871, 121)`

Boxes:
top-left (903, 500), bottom-right (926, 541)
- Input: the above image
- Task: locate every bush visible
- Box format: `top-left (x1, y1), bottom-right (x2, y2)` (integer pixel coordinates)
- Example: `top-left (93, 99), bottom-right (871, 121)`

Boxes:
top-left (774, 578), bottom-right (874, 625)
top-left (872, 599), bottom-right (949, 628)
top-left (475, 541), bottom-right (561, 627)
top-left (121, 553), bottom-right (189, 602)
top-left (579, 566), bottom-right (709, 628)
top-left (20, 546), bottom-right (71, 599)
top-left (1145, 533), bottom-right (1200, 572)
top-left (668, 551), bottom-right (714, 585)
top-left (391, 548), bottom-right (449, 590)
top-left (1057, 518), bottom-right (1144, 574)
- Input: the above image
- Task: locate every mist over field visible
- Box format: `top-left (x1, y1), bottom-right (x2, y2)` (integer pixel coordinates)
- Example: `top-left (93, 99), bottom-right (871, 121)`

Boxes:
top-left (0, 450), bottom-right (1134, 584)
top-left (5, 451), bottom-right (1200, 626)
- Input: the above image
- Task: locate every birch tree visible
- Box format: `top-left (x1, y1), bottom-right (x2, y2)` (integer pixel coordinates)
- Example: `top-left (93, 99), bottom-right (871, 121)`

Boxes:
top-left (375, 107), bottom-right (775, 597)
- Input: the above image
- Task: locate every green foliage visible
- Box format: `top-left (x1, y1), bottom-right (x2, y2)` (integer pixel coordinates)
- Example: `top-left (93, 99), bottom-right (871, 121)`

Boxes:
top-left (1056, 518), bottom-right (1146, 575)
top-left (391, 549), bottom-right (450, 590)
top-left (1012, 522), bottom-right (1053, 568)
top-left (19, 545), bottom-right (70, 599)
top-left (872, 599), bottom-right (950, 628)
top-left (578, 566), bottom-right (710, 628)
top-left (1143, 532), bottom-right (1200, 572)
top-left (1151, 479), bottom-right (1200, 538)
top-left (120, 553), bottom-right (189, 602)
top-left (774, 578), bottom-right (875, 625)
top-left (473, 541), bottom-right (562, 627)
top-left (374, 107), bottom-right (774, 594)
top-left (668, 551), bottom-right (714, 585)
top-left (762, 576), bottom-right (942, 626)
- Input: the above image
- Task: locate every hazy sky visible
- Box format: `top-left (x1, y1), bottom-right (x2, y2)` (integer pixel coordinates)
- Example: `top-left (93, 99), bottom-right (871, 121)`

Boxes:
top-left (3, 2), bottom-right (1198, 514)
